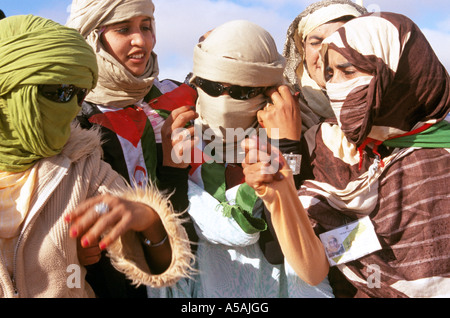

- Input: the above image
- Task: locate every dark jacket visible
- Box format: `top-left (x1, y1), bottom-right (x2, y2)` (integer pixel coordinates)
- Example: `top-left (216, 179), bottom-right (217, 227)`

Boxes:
top-left (75, 79), bottom-right (198, 297)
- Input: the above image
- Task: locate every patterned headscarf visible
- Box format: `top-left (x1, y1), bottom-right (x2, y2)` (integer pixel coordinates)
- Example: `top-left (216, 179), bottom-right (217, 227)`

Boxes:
top-left (283, 0), bottom-right (367, 130)
top-left (0, 15), bottom-right (98, 172)
top-left (322, 12), bottom-right (450, 147)
top-left (301, 12), bottom-right (450, 218)
top-left (67, 0), bottom-right (159, 108)
top-left (302, 12), bottom-right (450, 298)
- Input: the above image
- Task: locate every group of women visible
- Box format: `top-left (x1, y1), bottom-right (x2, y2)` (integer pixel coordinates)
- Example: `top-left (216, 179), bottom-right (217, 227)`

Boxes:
top-left (0, 0), bottom-right (448, 298)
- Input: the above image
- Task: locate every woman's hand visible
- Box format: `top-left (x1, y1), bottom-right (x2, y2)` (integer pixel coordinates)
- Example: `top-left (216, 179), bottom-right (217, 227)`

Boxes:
top-left (77, 237), bottom-right (101, 266)
top-left (161, 106), bottom-right (199, 169)
top-left (241, 136), bottom-right (286, 192)
top-left (67, 194), bottom-right (171, 273)
top-left (257, 85), bottom-right (302, 141)
top-left (65, 194), bottom-right (165, 251)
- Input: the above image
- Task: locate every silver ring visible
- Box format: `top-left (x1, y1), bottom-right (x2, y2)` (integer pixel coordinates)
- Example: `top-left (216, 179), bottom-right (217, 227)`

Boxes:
top-left (94, 202), bottom-right (110, 216)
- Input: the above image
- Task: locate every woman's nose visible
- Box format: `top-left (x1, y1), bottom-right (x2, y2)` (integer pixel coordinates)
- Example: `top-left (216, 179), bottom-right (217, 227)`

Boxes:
top-left (131, 31), bottom-right (146, 47)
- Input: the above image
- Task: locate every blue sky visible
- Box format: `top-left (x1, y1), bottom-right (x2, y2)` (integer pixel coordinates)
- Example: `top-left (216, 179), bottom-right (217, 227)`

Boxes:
top-left (1, 0), bottom-right (449, 80)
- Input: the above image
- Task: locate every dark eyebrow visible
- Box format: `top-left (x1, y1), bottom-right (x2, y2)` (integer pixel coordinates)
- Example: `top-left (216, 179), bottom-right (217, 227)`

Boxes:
top-left (336, 62), bottom-right (354, 69)
top-left (307, 35), bottom-right (324, 42)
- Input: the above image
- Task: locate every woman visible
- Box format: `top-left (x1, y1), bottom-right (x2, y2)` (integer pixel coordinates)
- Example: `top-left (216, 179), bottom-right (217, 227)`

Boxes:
top-left (66, 0), bottom-right (197, 213)
top-left (262, 0), bottom-right (368, 189)
top-left (283, 0), bottom-right (367, 131)
top-left (0, 15), bottom-right (193, 298)
top-left (187, 20), bottom-right (333, 298)
top-left (66, 0), bottom-right (198, 297)
top-left (243, 12), bottom-right (450, 298)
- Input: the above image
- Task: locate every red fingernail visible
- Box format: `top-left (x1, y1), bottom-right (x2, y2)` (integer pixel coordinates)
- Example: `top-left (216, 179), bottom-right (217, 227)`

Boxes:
top-left (99, 242), bottom-right (107, 250)
top-left (70, 229), bottom-right (78, 238)
top-left (64, 214), bottom-right (71, 223)
top-left (81, 238), bottom-right (89, 248)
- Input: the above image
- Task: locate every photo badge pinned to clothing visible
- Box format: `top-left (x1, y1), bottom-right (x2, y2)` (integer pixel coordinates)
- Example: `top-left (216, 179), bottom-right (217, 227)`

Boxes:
top-left (283, 153), bottom-right (302, 175)
top-left (319, 216), bottom-right (382, 266)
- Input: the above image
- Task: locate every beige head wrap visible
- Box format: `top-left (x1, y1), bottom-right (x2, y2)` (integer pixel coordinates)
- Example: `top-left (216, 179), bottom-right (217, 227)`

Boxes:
top-left (191, 20), bottom-right (285, 163)
top-left (67, 0), bottom-right (159, 108)
top-left (283, 0), bottom-right (367, 130)
top-left (192, 20), bottom-right (286, 87)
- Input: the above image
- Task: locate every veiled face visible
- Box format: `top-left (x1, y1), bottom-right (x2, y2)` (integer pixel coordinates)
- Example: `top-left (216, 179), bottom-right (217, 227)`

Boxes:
top-left (324, 48), bottom-right (374, 145)
top-left (101, 16), bottom-right (154, 76)
top-left (325, 49), bottom-right (371, 84)
top-left (303, 21), bottom-right (345, 87)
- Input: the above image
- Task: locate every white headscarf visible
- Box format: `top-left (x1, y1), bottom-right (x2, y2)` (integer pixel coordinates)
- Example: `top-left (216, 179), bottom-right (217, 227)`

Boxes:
top-left (67, 0), bottom-right (159, 108)
top-left (191, 20), bottom-right (285, 162)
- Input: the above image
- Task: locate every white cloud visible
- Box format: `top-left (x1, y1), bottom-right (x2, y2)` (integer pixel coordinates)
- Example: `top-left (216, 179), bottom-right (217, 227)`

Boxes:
top-left (35, 1), bottom-right (71, 25)
top-left (27, 0), bottom-right (449, 79)
top-left (422, 29), bottom-right (450, 71)
top-left (153, 0), bottom-right (301, 80)
top-left (437, 17), bottom-right (450, 33)
top-left (153, 0), bottom-right (450, 80)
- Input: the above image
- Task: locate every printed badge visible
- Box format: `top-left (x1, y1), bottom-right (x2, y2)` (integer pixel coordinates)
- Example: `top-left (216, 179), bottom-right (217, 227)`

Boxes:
top-left (319, 216), bottom-right (382, 266)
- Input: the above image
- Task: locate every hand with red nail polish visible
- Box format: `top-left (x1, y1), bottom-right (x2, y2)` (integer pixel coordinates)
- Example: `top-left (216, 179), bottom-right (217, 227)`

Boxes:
top-left (65, 193), bottom-right (170, 272)
top-left (77, 237), bottom-right (101, 266)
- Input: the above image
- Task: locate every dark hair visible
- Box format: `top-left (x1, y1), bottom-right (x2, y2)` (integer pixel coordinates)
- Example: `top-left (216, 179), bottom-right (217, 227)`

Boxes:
top-left (327, 15), bottom-right (355, 24)
top-left (0, 10), bottom-right (5, 20)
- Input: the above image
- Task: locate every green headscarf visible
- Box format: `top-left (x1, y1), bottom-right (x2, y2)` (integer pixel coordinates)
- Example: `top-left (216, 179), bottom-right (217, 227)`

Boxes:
top-left (0, 15), bottom-right (98, 172)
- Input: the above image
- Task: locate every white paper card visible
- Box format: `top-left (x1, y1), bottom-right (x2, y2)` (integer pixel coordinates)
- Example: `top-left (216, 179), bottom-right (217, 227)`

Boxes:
top-left (319, 216), bottom-right (382, 266)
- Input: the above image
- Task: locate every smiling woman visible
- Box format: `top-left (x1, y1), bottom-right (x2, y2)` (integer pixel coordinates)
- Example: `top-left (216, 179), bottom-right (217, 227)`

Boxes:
top-left (66, 0), bottom-right (199, 299)
top-left (101, 16), bottom-right (155, 76)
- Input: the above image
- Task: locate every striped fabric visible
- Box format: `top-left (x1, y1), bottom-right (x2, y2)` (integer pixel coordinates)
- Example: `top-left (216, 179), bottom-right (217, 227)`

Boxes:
top-left (300, 12), bottom-right (450, 297)
top-left (302, 133), bottom-right (450, 297)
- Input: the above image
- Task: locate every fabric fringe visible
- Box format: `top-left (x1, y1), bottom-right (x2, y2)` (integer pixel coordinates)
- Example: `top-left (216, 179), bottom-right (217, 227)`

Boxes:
top-left (64, 123), bottom-right (196, 288)
top-left (107, 183), bottom-right (197, 288)
top-left (62, 123), bottom-right (104, 162)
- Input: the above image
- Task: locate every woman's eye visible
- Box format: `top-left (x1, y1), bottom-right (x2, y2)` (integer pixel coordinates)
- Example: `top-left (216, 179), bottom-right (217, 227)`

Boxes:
top-left (344, 70), bottom-right (356, 75)
top-left (343, 70), bottom-right (357, 78)
top-left (325, 67), bottom-right (333, 81)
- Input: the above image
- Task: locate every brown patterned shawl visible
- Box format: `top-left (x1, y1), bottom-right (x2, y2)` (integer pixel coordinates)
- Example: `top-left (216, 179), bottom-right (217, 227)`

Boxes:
top-left (300, 12), bottom-right (450, 297)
